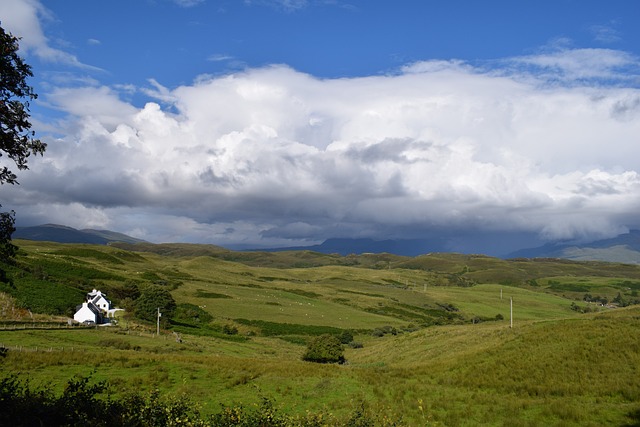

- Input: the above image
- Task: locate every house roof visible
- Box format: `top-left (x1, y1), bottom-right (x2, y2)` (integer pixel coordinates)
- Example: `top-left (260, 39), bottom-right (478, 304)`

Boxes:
top-left (83, 302), bottom-right (102, 316)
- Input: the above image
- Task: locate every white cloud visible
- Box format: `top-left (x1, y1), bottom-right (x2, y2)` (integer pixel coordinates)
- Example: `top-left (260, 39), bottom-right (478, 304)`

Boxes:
top-left (45, 86), bottom-right (138, 128)
top-left (6, 47), bottom-right (640, 249)
top-left (505, 48), bottom-right (639, 84)
top-left (171, 0), bottom-right (205, 8)
top-left (0, 0), bottom-right (98, 68)
top-left (208, 54), bottom-right (234, 62)
top-left (590, 23), bottom-right (622, 44)
top-left (244, 0), bottom-right (309, 12)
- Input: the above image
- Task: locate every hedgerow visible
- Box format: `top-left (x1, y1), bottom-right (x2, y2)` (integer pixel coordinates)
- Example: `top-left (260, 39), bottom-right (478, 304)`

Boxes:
top-left (234, 319), bottom-right (346, 337)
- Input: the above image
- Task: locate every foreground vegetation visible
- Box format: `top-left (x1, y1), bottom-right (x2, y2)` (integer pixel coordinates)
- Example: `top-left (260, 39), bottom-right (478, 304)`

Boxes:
top-left (1, 240), bottom-right (640, 425)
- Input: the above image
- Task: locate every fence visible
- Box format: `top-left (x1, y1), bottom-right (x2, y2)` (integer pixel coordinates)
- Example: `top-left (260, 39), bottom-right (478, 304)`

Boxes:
top-left (0, 322), bottom-right (94, 331)
top-left (0, 344), bottom-right (81, 353)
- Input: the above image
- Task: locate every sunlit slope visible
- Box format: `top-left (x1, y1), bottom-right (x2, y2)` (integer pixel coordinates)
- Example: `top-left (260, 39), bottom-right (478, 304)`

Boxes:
top-left (173, 257), bottom-right (452, 329)
top-left (6, 240), bottom-right (640, 330)
top-left (346, 306), bottom-right (640, 425)
top-left (398, 252), bottom-right (640, 281)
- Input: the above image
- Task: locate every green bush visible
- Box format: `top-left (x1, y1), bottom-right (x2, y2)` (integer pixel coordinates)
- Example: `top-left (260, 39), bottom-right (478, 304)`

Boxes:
top-left (223, 324), bottom-right (238, 335)
top-left (0, 374), bottom-right (206, 427)
top-left (173, 303), bottom-right (213, 325)
top-left (302, 334), bottom-right (345, 364)
top-left (338, 330), bottom-right (354, 344)
top-left (235, 318), bottom-right (345, 337)
top-left (134, 285), bottom-right (176, 324)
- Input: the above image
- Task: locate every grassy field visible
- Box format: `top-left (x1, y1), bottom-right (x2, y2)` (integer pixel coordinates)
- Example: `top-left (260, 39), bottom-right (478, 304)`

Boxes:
top-left (1, 240), bottom-right (640, 425)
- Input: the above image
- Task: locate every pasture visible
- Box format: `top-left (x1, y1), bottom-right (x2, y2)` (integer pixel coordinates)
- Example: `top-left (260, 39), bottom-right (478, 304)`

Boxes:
top-left (1, 240), bottom-right (639, 425)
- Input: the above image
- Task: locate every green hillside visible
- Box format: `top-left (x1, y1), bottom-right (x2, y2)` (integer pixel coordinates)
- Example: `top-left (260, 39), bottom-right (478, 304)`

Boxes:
top-left (1, 240), bottom-right (639, 425)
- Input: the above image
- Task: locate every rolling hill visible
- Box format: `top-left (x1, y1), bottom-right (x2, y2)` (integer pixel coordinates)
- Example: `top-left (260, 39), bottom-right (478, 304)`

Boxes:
top-left (14, 224), bottom-right (640, 264)
top-left (1, 240), bottom-right (640, 425)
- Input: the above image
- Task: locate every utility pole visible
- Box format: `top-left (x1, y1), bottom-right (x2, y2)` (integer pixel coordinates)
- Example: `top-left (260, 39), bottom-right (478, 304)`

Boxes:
top-left (510, 297), bottom-right (513, 329)
top-left (157, 307), bottom-right (161, 336)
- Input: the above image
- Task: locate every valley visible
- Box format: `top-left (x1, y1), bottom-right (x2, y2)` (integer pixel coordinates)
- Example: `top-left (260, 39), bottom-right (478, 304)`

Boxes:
top-left (1, 240), bottom-right (639, 425)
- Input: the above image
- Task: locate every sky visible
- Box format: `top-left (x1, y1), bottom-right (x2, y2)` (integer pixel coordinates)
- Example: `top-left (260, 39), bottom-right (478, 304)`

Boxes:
top-left (1, 0), bottom-right (640, 255)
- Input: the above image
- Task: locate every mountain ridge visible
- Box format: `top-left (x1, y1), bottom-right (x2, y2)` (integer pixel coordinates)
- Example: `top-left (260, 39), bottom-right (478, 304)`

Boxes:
top-left (507, 230), bottom-right (640, 264)
top-left (13, 224), bottom-right (640, 263)
top-left (254, 237), bottom-right (450, 257)
top-left (13, 224), bottom-right (147, 245)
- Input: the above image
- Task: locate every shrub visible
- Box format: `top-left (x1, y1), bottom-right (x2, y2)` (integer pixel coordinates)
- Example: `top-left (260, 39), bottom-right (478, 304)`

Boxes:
top-left (302, 334), bottom-right (345, 364)
top-left (173, 303), bottom-right (213, 325)
top-left (0, 374), bottom-right (207, 427)
top-left (0, 374), bottom-right (406, 426)
top-left (134, 285), bottom-right (176, 325)
top-left (339, 330), bottom-right (354, 344)
top-left (371, 325), bottom-right (399, 337)
top-left (223, 324), bottom-right (238, 335)
top-left (234, 318), bottom-right (345, 337)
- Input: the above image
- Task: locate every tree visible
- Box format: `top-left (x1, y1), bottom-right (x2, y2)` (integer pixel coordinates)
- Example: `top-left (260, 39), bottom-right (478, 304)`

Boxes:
top-left (302, 334), bottom-right (345, 364)
top-left (0, 209), bottom-right (16, 263)
top-left (0, 24), bottom-right (46, 263)
top-left (133, 285), bottom-right (177, 325)
top-left (1, 24), bottom-right (46, 185)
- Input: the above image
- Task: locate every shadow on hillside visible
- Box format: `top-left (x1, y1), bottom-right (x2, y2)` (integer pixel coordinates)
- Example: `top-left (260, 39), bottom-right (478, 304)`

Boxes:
top-left (623, 408), bottom-right (640, 427)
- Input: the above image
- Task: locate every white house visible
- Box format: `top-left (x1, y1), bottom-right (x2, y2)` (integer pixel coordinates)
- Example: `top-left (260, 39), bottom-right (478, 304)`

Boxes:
top-left (87, 289), bottom-right (111, 312)
top-left (73, 289), bottom-right (119, 324)
top-left (73, 302), bottom-right (103, 324)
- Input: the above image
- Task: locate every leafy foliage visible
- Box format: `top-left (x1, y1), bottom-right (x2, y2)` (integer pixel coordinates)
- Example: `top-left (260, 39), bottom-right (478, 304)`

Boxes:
top-left (0, 24), bottom-right (46, 268)
top-left (173, 302), bottom-right (213, 325)
top-left (134, 285), bottom-right (177, 324)
top-left (0, 374), bottom-right (206, 427)
top-left (0, 374), bottom-right (404, 426)
top-left (302, 334), bottom-right (345, 364)
top-left (235, 318), bottom-right (346, 337)
top-left (0, 210), bottom-right (17, 263)
top-left (0, 25), bottom-right (46, 185)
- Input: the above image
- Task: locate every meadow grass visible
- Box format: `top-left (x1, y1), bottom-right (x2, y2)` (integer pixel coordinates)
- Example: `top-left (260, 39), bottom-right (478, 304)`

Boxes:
top-left (419, 283), bottom-right (582, 320)
top-left (2, 240), bottom-right (640, 425)
top-left (2, 307), bottom-right (639, 425)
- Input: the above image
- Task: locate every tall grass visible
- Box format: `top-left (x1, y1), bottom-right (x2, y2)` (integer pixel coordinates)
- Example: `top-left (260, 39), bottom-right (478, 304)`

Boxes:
top-left (2, 240), bottom-right (640, 425)
top-left (2, 307), bottom-right (639, 425)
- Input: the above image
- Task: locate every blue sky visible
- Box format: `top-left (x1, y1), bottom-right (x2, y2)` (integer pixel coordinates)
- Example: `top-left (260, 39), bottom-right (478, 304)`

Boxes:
top-left (21, 1), bottom-right (640, 86)
top-left (1, 0), bottom-right (640, 255)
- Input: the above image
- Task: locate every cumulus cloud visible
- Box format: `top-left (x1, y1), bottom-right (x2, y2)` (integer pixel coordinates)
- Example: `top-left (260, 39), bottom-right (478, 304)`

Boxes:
top-left (5, 50), bottom-right (640, 252)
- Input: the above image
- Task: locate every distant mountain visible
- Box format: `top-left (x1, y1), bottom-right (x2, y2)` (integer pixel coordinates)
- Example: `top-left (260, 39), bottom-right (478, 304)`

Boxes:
top-left (508, 230), bottom-right (640, 264)
top-left (256, 237), bottom-right (449, 257)
top-left (13, 224), bottom-right (147, 245)
top-left (14, 224), bottom-right (640, 263)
